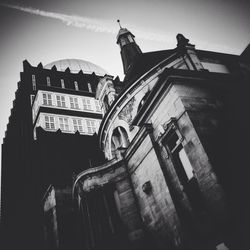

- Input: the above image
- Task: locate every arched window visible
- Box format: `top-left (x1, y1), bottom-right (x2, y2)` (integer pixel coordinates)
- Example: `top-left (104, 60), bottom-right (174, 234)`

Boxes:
top-left (120, 38), bottom-right (127, 47)
top-left (74, 81), bottom-right (79, 91)
top-left (46, 76), bottom-right (51, 86)
top-left (111, 126), bottom-right (130, 157)
top-left (127, 35), bottom-right (134, 43)
top-left (88, 83), bottom-right (92, 93)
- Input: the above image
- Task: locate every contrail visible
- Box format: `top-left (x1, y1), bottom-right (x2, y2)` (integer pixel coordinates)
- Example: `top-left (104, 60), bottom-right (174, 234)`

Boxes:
top-left (1, 3), bottom-right (239, 54)
top-left (1, 3), bottom-right (174, 43)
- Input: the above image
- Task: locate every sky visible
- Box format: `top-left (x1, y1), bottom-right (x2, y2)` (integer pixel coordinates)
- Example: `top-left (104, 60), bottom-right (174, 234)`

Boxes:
top-left (0, 0), bottom-right (250, 193)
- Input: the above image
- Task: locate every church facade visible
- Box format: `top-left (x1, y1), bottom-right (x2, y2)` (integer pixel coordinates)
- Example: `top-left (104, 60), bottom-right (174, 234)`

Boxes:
top-left (1, 25), bottom-right (250, 250)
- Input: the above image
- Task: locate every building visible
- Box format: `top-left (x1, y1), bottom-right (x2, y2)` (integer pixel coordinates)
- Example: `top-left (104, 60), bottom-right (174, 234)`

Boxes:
top-left (1, 24), bottom-right (250, 250)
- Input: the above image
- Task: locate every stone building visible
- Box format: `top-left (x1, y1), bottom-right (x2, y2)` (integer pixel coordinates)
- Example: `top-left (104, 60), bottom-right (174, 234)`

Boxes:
top-left (1, 25), bottom-right (250, 250)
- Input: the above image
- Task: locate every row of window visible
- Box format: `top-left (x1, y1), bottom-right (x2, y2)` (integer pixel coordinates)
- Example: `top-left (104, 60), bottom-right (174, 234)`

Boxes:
top-left (32, 75), bottom-right (93, 92)
top-left (44, 115), bottom-right (99, 134)
top-left (42, 93), bottom-right (101, 112)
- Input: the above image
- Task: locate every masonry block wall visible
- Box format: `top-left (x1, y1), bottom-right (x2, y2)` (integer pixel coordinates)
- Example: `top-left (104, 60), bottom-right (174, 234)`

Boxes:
top-left (125, 130), bottom-right (182, 250)
top-left (129, 81), bottom-right (232, 249)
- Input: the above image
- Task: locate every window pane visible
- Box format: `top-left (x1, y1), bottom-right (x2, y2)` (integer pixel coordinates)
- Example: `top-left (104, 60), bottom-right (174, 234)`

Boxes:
top-left (179, 148), bottom-right (194, 180)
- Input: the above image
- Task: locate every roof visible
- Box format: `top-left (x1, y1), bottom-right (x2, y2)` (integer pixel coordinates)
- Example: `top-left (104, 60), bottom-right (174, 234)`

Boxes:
top-left (44, 58), bottom-right (109, 76)
top-left (116, 27), bottom-right (135, 41)
top-left (124, 49), bottom-right (176, 83)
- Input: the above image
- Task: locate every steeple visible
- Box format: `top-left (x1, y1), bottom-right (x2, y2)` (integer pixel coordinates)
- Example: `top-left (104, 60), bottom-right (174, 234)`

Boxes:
top-left (116, 20), bottom-right (142, 75)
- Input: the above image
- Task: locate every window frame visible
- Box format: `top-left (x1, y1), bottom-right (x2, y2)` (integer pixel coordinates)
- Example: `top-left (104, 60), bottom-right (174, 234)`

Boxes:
top-left (82, 98), bottom-right (92, 111)
top-left (74, 81), bottom-right (79, 91)
top-left (44, 115), bottom-right (55, 130)
top-left (73, 118), bottom-right (83, 133)
top-left (159, 118), bottom-right (194, 185)
top-left (32, 74), bottom-right (36, 91)
top-left (69, 96), bottom-right (79, 109)
top-left (94, 100), bottom-right (101, 112)
top-left (87, 83), bottom-right (92, 93)
top-left (46, 76), bottom-right (51, 86)
top-left (42, 93), bottom-right (53, 106)
top-left (58, 117), bottom-right (69, 131)
top-left (61, 79), bottom-right (65, 89)
top-left (86, 119), bottom-right (96, 134)
top-left (56, 95), bottom-right (66, 108)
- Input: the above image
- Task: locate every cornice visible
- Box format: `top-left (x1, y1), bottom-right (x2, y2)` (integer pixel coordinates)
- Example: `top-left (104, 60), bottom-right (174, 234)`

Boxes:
top-left (72, 158), bottom-right (123, 197)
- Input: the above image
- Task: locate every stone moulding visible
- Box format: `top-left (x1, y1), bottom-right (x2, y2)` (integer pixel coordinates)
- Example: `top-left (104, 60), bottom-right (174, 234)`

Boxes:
top-left (72, 157), bottom-right (123, 197)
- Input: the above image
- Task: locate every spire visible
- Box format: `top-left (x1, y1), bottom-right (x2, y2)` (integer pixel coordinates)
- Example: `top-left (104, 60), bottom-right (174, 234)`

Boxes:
top-left (117, 19), bottom-right (122, 29)
top-left (116, 21), bottom-right (142, 75)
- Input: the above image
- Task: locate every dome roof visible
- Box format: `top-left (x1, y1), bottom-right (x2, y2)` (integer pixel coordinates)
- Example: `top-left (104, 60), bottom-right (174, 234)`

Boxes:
top-left (44, 59), bottom-right (108, 76)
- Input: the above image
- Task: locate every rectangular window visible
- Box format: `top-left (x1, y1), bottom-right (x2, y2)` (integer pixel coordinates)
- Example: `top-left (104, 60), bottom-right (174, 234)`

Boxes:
top-left (94, 100), bottom-right (101, 112)
top-left (45, 115), bottom-right (55, 130)
top-left (32, 75), bottom-right (36, 90)
top-left (73, 119), bottom-right (83, 133)
top-left (69, 97), bottom-right (79, 109)
top-left (43, 93), bottom-right (52, 106)
top-left (59, 117), bottom-right (69, 131)
top-left (161, 119), bottom-right (204, 213)
top-left (56, 95), bottom-right (66, 108)
top-left (74, 81), bottom-right (79, 91)
top-left (46, 77), bottom-right (51, 86)
top-left (86, 120), bottom-right (96, 134)
top-left (163, 127), bottom-right (193, 184)
top-left (61, 79), bottom-right (65, 88)
top-left (82, 98), bottom-right (92, 110)
top-left (178, 148), bottom-right (194, 180)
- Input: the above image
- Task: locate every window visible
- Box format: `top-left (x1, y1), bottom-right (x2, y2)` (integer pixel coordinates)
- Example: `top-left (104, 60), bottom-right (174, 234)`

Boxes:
top-left (95, 100), bottom-right (101, 112)
top-left (74, 81), bottom-right (79, 91)
top-left (46, 77), bottom-right (51, 86)
top-left (61, 79), bottom-right (65, 88)
top-left (73, 119), bottom-right (83, 133)
top-left (120, 38), bottom-right (126, 46)
top-left (69, 97), bottom-right (79, 109)
top-left (87, 83), bottom-right (92, 93)
top-left (59, 117), bottom-right (69, 131)
top-left (30, 95), bottom-right (35, 105)
top-left (128, 35), bottom-right (134, 43)
top-left (162, 123), bottom-right (193, 184)
top-left (45, 116), bottom-right (55, 130)
top-left (32, 75), bottom-right (36, 90)
top-left (178, 148), bottom-right (194, 180)
top-left (161, 118), bottom-right (204, 213)
top-left (43, 93), bottom-right (52, 106)
top-left (82, 98), bottom-right (92, 110)
top-left (56, 95), bottom-right (66, 108)
top-left (86, 120), bottom-right (96, 134)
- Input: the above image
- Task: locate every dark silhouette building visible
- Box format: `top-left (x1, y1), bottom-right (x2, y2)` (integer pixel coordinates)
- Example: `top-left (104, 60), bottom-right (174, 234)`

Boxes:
top-left (1, 26), bottom-right (250, 250)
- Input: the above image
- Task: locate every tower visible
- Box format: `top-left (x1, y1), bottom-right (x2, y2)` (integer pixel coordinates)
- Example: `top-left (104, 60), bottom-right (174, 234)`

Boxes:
top-left (116, 20), bottom-right (142, 75)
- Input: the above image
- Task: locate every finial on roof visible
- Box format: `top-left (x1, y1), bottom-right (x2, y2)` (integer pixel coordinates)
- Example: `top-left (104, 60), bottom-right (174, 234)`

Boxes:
top-left (117, 19), bottom-right (122, 29)
top-left (176, 33), bottom-right (190, 47)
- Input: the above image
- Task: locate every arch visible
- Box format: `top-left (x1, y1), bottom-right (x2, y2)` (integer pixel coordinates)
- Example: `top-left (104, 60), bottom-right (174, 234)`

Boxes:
top-left (110, 126), bottom-right (130, 158)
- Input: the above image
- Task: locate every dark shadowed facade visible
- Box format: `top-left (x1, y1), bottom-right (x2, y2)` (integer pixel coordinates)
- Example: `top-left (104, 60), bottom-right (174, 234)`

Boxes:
top-left (1, 26), bottom-right (250, 250)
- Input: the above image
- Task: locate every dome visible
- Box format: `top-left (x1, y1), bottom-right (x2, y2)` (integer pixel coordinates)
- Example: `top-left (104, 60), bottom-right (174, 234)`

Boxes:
top-left (44, 59), bottom-right (108, 76)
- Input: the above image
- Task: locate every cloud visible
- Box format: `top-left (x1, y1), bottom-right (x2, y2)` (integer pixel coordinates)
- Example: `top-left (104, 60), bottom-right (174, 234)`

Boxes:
top-left (1, 3), bottom-right (174, 43)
